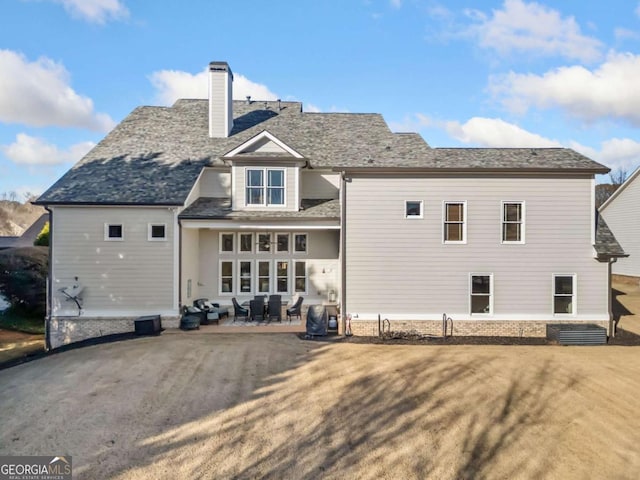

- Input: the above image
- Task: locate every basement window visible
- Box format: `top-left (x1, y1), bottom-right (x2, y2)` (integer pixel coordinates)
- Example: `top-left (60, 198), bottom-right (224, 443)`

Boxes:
top-left (405, 200), bottom-right (423, 219)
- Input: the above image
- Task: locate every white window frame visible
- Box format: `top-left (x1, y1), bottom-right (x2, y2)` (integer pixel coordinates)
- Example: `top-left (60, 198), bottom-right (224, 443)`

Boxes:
top-left (552, 274), bottom-right (577, 316)
top-left (276, 233), bottom-right (290, 253)
top-left (245, 167), bottom-right (287, 207)
top-left (501, 201), bottom-right (525, 244)
top-left (219, 260), bottom-right (234, 296)
top-left (238, 232), bottom-right (254, 253)
top-left (104, 223), bottom-right (124, 241)
top-left (470, 273), bottom-right (493, 315)
top-left (405, 200), bottom-right (423, 219)
top-left (219, 232), bottom-right (235, 253)
top-left (293, 233), bottom-right (308, 254)
top-left (275, 259), bottom-right (290, 294)
top-left (257, 232), bottom-right (273, 254)
top-left (294, 260), bottom-right (307, 294)
top-left (256, 260), bottom-right (271, 294)
top-left (147, 223), bottom-right (167, 242)
top-left (443, 201), bottom-right (467, 244)
top-left (238, 260), bottom-right (253, 294)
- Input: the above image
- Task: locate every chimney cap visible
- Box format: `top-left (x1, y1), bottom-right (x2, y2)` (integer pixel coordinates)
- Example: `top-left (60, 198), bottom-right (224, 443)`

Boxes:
top-left (209, 61), bottom-right (233, 80)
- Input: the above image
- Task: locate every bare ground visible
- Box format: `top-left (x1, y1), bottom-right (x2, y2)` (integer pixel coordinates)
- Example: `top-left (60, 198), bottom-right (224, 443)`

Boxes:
top-left (0, 278), bottom-right (639, 479)
top-left (0, 331), bottom-right (640, 479)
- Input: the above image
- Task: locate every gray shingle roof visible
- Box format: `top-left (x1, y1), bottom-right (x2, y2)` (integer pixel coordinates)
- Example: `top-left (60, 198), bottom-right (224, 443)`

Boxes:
top-left (179, 198), bottom-right (339, 220)
top-left (594, 213), bottom-right (627, 258)
top-left (35, 98), bottom-right (609, 206)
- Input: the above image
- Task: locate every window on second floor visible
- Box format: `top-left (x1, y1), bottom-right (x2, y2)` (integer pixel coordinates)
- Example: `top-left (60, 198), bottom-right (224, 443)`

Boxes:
top-left (246, 168), bottom-right (285, 206)
top-left (502, 202), bottom-right (524, 243)
top-left (443, 202), bottom-right (466, 243)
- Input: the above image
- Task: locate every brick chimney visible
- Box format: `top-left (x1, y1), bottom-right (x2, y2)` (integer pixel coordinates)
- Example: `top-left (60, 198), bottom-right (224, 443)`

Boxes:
top-left (208, 61), bottom-right (233, 138)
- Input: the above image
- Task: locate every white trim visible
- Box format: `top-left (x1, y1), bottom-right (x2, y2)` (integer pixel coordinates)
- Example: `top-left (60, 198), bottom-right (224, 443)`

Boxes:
top-left (469, 273), bottom-right (493, 315)
top-left (219, 232), bottom-right (235, 253)
top-left (500, 201), bottom-right (525, 244)
top-left (104, 223), bottom-right (123, 241)
top-left (275, 259), bottom-right (290, 294)
top-left (552, 273), bottom-right (577, 316)
top-left (276, 232), bottom-right (290, 253)
top-left (404, 200), bottom-right (423, 219)
top-left (173, 212), bottom-right (179, 310)
top-left (293, 232), bottom-right (308, 254)
top-left (53, 309), bottom-right (180, 318)
top-left (237, 259), bottom-right (253, 295)
top-left (256, 259), bottom-right (272, 294)
top-left (238, 232), bottom-right (254, 253)
top-left (442, 201), bottom-right (467, 244)
top-left (244, 167), bottom-right (287, 207)
top-left (182, 220), bottom-right (339, 230)
top-left (294, 260), bottom-right (308, 294)
top-left (218, 259), bottom-right (234, 296)
top-left (295, 166), bottom-right (300, 210)
top-left (224, 130), bottom-right (305, 158)
top-left (256, 232), bottom-right (273, 254)
top-left (147, 223), bottom-right (167, 241)
top-left (182, 168), bottom-right (204, 210)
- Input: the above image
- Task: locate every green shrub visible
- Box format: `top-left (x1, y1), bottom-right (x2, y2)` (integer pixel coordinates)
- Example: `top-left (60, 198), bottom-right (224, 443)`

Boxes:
top-left (0, 247), bottom-right (48, 315)
top-left (34, 222), bottom-right (49, 246)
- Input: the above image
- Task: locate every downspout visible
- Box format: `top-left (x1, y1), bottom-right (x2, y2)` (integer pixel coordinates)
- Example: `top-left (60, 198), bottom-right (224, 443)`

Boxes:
top-left (43, 206), bottom-right (53, 351)
top-left (340, 171), bottom-right (347, 336)
top-left (608, 258), bottom-right (616, 339)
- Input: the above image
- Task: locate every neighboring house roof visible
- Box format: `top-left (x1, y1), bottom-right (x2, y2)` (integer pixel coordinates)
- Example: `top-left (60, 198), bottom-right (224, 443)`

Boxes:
top-left (0, 237), bottom-right (19, 249)
top-left (594, 213), bottom-right (627, 259)
top-left (35, 98), bottom-right (609, 206)
top-left (179, 198), bottom-right (339, 220)
top-left (599, 165), bottom-right (640, 212)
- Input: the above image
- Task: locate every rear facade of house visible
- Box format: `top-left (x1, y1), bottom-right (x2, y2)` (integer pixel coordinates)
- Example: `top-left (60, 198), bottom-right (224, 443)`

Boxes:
top-left (35, 61), bottom-right (624, 349)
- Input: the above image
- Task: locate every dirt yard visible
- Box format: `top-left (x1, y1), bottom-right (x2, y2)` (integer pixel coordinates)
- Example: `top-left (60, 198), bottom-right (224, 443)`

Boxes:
top-left (0, 330), bottom-right (639, 480)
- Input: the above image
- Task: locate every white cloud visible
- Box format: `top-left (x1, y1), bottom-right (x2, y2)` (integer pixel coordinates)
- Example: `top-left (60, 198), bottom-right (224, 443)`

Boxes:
top-left (0, 50), bottom-right (115, 131)
top-left (1, 133), bottom-right (95, 166)
top-left (490, 52), bottom-right (640, 125)
top-left (571, 138), bottom-right (640, 173)
top-left (149, 68), bottom-right (278, 106)
top-left (466, 0), bottom-right (602, 62)
top-left (305, 103), bottom-right (321, 113)
top-left (38, 0), bottom-right (129, 24)
top-left (614, 28), bottom-right (640, 42)
top-left (443, 117), bottom-right (561, 147)
top-left (390, 0), bottom-right (402, 8)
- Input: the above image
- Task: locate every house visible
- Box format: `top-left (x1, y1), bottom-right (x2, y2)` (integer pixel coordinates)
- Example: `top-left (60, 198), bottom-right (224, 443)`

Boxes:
top-left (35, 61), bottom-right (625, 349)
top-left (599, 167), bottom-right (640, 279)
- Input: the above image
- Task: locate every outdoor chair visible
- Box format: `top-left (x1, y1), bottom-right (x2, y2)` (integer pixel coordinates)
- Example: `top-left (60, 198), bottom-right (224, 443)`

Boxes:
top-left (267, 295), bottom-right (282, 322)
top-left (232, 297), bottom-right (249, 322)
top-left (286, 296), bottom-right (304, 322)
top-left (193, 298), bottom-right (229, 319)
top-left (250, 299), bottom-right (265, 322)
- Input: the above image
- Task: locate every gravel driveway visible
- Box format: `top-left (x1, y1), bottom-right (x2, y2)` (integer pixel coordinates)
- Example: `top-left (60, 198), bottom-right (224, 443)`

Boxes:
top-left (2, 331), bottom-right (640, 479)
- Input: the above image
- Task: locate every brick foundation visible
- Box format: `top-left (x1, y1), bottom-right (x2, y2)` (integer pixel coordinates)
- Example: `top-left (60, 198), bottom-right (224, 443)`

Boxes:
top-left (349, 319), bottom-right (610, 338)
top-left (49, 315), bottom-right (180, 349)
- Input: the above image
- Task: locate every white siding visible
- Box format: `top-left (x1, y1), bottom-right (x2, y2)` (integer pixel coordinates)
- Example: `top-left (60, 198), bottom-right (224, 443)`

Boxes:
top-left (181, 227), bottom-right (200, 303)
top-left (199, 168), bottom-right (231, 197)
top-left (601, 173), bottom-right (640, 277)
top-left (232, 165), bottom-right (299, 211)
top-left (192, 229), bottom-right (339, 305)
top-left (301, 171), bottom-right (340, 199)
top-left (209, 67), bottom-right (232, 138)
top-left (51, 206), bottom-right (177, 316)
top-left (345, 175), bottom-right (609, 320)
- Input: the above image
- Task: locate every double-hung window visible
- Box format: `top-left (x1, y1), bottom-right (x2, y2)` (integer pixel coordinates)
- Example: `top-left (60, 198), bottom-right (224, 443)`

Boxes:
top-left (470, 274), bottom-right (492, 314)
top-left (553, 275), bottom-right (576, 315)
top-left (502, 202), bottom-right (524, 243)
top-left (294, 261), bottom-right (307, 293)
top-left (444, 202), bottom-right (466, 243)
top-left (239, 261), bottom-right (252, 293)
top-left (276, 260), bottom-right (289, 293)
top-left (246, 168), bottom-right (285, 206)
top-left (220, 261), bottom-right (234, 294)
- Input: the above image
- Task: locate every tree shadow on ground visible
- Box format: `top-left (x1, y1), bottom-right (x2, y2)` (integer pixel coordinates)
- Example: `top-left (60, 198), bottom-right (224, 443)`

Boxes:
top-left (77, 338), bottom-right (583, 480)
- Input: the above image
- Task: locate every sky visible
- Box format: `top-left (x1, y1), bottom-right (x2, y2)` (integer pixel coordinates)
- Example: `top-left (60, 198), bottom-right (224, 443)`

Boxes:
top-left (1, 0), bottom-right (640, 199)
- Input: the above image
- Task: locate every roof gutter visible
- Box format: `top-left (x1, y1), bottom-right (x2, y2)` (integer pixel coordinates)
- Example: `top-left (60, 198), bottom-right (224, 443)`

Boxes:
top-left (331, 167), bottom-right (610, 175)
top-left (32, 201), bottom-right (184, 207)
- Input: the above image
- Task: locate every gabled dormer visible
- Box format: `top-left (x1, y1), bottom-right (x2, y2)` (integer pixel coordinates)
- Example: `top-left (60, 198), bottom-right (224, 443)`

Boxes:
top-left (223, 130), bottom-right (306, 212)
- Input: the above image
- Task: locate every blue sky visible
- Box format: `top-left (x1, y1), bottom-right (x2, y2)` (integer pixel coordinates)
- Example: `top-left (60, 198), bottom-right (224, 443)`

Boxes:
top-left (1, 0), bottom-right (639, 198)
